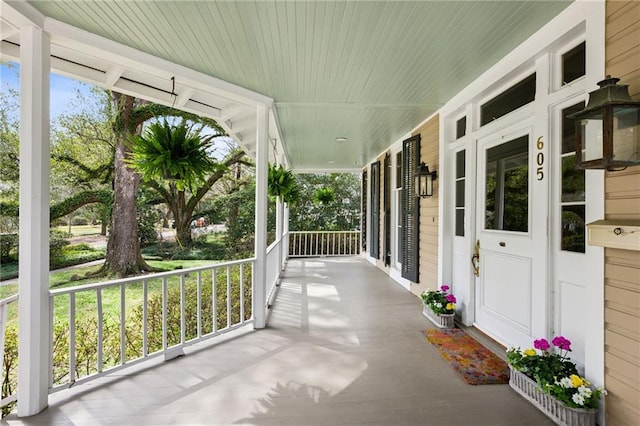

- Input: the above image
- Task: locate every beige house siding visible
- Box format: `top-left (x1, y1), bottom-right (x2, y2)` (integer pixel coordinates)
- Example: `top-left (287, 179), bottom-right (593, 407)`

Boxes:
top-left (411, 114), bottom-right (439, 296)
top-left (604, 1), bottom-right (640, 424)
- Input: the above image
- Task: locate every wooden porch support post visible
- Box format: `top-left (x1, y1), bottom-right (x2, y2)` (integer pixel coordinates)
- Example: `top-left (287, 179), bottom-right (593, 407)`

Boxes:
top-left (17, 26), bottom-right (51, 417)
top-left (253, 104), bottom-right (269, 329)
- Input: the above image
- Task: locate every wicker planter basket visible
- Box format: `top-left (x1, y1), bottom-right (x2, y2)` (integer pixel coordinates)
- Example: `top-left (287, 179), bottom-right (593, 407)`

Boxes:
top-left (509, 367), bottom-right (597, 426)
top-left (422, 304), bottom-right (455, 329)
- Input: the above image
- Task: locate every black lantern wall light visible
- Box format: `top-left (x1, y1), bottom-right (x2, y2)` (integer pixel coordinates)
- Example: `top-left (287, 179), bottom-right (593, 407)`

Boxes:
top-left (415, 162), bottom-right (438, 197)
top-left (568, 76), bottom-right (640, 170)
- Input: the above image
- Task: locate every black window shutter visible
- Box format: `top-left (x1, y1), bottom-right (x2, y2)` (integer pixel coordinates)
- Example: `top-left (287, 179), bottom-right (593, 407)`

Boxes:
top-left (383, 153), bottom-right (391, 266)
top-left (361, 170), bottom-right (367, 251)
top-left (401, 135), bottom-right (420, 282)
top-left (370, 161), bottom-right (380, 259)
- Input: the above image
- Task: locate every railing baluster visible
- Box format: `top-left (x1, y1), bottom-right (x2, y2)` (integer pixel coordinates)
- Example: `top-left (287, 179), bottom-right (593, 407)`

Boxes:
top-left (162, 277), bottom-right (168, 350)
top-left (212, 269), bottom-right (218, 333)
top-left (97, 288), bottom-right (103, 373)
top-left (49, 296), bottom-right (54, 388)
top-left (142, 280), bottom-right (148, 357)
top-left (180, 274), bottom-right (186, 344)
top-left (120, 283), bottom-right (126, 365)
top-left (197, 271), bottom-right (202, 338)
top-left (226, 265), bottom-right (232, 328)
top-left (240, 264), bottom-right (245, 323)
top-left (69, 293), bottom-right (76, 384)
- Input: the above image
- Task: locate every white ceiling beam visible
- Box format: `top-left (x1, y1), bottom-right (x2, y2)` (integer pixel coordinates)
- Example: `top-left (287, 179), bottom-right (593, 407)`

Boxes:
top-left (104, 65), bottom-right (123, 87)
top-left (1, 0), bottom-right (45, 28)
top-left (174, 87), bottom-right (193, 108)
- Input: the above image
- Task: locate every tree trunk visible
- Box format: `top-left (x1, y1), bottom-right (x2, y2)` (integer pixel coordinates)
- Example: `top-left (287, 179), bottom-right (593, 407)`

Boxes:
top-left (101, 94), bottom-right (153, 277)
top-left (173, 189), bottom-right (193, 246)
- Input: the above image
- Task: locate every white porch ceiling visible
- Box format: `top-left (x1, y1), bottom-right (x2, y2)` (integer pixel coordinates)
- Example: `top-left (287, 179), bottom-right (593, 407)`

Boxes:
top-left (7, 0), bottom-right (572, 171)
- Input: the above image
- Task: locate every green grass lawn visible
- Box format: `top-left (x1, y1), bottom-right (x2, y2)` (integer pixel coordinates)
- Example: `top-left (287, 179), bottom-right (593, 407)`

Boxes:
top-left (53, 224), bottom-right (103, 236)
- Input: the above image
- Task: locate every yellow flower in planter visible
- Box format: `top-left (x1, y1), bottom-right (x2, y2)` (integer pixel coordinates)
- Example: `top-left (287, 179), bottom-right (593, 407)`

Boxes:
top-left (570, 374), bottom-right (584, 388)
top-left (523, 348), bottom-right (536, 356)
top-left (446, 303), bottom-right (455, 311)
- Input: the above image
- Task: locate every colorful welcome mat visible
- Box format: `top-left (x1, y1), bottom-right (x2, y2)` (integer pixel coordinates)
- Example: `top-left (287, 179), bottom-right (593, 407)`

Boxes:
top-left (423, 328), bottom-right (510, 385)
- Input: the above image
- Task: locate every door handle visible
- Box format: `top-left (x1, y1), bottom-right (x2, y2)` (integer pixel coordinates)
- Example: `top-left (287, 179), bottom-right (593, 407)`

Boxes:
top-left (471, 240), bottom-right (480, 277)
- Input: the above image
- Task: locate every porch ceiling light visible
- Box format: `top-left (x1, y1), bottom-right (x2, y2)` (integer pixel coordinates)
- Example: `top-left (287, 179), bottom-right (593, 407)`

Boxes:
top-left (415, 162), bottom-right (437, 197)
top-left (568, 76), bottom-right (640, 171)
top-left (335, 137), bottom-right (348, 143)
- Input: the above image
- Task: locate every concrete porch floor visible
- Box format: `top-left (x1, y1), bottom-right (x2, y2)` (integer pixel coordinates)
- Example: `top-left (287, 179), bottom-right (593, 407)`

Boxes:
top-left (3, 257), bottom-right (552, 425)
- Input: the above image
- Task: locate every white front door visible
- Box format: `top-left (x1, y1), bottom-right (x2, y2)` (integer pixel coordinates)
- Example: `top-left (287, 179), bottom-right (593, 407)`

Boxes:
top-left (474, 122), bottom-right (548, 349)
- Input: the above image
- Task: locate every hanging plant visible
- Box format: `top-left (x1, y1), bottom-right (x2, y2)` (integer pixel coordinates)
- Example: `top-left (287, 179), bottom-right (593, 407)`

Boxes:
top-left (313, 187), bottom-right (335, 205)
top-left (268, 164), bottom-right (299, 204)
top-left (127, 119), bottom-right (216, 191)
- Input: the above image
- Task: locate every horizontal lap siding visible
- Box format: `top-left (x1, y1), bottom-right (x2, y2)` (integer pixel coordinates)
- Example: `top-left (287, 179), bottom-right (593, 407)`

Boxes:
top-left (411, 115), bottom-right (439, 296)
top-left (605, 2), bottom-right (640, 424)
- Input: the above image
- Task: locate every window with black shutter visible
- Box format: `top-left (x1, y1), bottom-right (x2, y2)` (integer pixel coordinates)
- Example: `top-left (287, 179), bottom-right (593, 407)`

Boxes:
top-left (383, 153), bottom-right (391, 266)
top-left (361, 170), bottom-right (367, 251)
top-left (401, 135), bottom-right (420, 282)
top-left (370, 161), bottom-right (380, 259)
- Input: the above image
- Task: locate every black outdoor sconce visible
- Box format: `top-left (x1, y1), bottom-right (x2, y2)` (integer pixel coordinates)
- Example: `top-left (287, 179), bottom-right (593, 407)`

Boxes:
top-left (415, 162), bottom-right (438, 197)
top-left (568, 76), bottom-right (640, 171)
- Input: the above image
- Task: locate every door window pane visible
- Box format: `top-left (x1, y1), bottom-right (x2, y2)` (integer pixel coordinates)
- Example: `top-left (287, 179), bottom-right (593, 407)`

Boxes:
top-left (485, 136), bottom-right (529, 232)
top-left (562, 205), bottom-right (585, 252)
top-left (455, 150), bottom-right (466, 237)
top-left (456, 117), bottom-right (467, 139)
top-left (561, 156), bottom-right (585, 202)
top-left (481, 74), bottom-right (536, 126)
top-left (562, 42), bottom-right (586, 85)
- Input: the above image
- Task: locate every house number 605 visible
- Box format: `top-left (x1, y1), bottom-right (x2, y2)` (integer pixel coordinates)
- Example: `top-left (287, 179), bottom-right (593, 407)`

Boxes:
top-left (536, 137), bottom-right (544, 181)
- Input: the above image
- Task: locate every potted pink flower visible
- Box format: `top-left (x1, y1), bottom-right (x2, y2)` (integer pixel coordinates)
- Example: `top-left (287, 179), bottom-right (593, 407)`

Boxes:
top-left (420, 285), bottom-right (456, 328)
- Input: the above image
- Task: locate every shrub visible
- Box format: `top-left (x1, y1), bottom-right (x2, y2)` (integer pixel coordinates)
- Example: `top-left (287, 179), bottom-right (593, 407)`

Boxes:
top-left (0, 234), bottom-right (18, 261)
top-left (71, 216), bottom-right (89, 226)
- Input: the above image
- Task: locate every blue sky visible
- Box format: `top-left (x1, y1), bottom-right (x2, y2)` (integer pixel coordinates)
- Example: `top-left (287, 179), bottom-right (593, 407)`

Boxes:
top-left (1, 61), bottom-right (94, 121)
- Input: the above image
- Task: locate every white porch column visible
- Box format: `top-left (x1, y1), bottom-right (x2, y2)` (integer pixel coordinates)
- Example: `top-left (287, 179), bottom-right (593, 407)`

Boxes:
top-left (275, 196), bottom-right (284, 271)
top-left (17, 26), bottom-right (51, 417)
top-left (282, 203), bottom-right (289, 269)
top-left (253, 104), bottom-right (269, 329)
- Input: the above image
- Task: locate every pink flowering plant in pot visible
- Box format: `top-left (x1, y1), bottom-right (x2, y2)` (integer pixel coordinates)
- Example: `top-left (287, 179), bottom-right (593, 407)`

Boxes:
top-left (420, 285), bottom-right (456, 315)
top-left (507, 336), bottom-right (604, 409)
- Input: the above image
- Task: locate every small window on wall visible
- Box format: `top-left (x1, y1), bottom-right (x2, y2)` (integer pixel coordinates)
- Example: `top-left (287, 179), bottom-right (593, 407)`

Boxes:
top-left (456, 117), bottom-right (467, 139)
top-left (561, 102), bottom-right (586, 253)
top-left (562, 42), bottom-right (586, 85)
top-left (455, 150), bottom-right (466, 237)
top-left (481, 74), bottom-right (536, 126)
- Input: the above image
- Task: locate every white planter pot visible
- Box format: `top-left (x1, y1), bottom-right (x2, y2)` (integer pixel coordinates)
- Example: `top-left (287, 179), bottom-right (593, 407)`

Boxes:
top-left (422, 304), bottom-right (455, 328)
top-left (509, 367), bottom-right (597, 426)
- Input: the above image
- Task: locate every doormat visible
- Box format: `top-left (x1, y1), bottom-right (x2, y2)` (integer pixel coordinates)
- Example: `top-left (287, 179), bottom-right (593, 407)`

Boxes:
top-left (423, 328), bottom-right (510, 385)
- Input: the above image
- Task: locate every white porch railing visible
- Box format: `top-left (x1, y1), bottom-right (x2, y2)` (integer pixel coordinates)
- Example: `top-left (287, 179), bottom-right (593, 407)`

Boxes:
top-left (0, 294), bottom-right (18, 408)
top-left (47, 259), bottom-right (254, 392)
top-left (289, 231), bottom-right (360, 257)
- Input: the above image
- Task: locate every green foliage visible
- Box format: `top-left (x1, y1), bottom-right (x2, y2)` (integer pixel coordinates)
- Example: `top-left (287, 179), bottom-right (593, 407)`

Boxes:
top-left (420, 285), bottom-right (456, 315)
top-left (0, 190), bottom-right (113, 222)
top-left (1, 324), bottom-right (17, 417)
top-left (313, 187), bottom-right (335, 205)
top-left (142, 236), bottom-right (226, 261)
top-left (50, 229), bottom-right (72, 258)
top-left (0, 234), bottom-right (18, 261)
top-left (507, 346), bottom-right (578, 388)
top-left (136, 190), bottom-right (160, 246)
top-left (268, 164), bottom-right (299, 204)
top-left (128, 120), bottom-right (218, 191)
top-left (289, 173), bottom-right (360, 231)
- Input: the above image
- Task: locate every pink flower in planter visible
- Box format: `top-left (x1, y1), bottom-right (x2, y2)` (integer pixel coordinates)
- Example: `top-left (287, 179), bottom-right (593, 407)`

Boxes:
top-left (533, 338), bottom-right (550, 351)
top-left (445, 294), bottom-right (456, 303)
top-left (552, 336), bottom-right (572, 351)
top-left (440, 285), bottom-right (449, 292)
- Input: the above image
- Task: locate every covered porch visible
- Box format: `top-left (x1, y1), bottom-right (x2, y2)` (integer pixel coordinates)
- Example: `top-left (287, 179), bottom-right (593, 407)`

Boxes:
top-left (3, 257), bottom-right (551, 425)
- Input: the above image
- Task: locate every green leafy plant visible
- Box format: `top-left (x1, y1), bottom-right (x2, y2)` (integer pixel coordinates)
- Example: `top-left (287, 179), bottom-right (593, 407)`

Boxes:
top-left (313, 187), bottom-right (335, 205)
top-left (507, 336), bottom-right (604, 409)
top-left (268, 164), bottom-right (299, 204)
top-left (128, 120), bottom-right (216, 191)
top-left (420, 285), bottom-right (456, 315)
